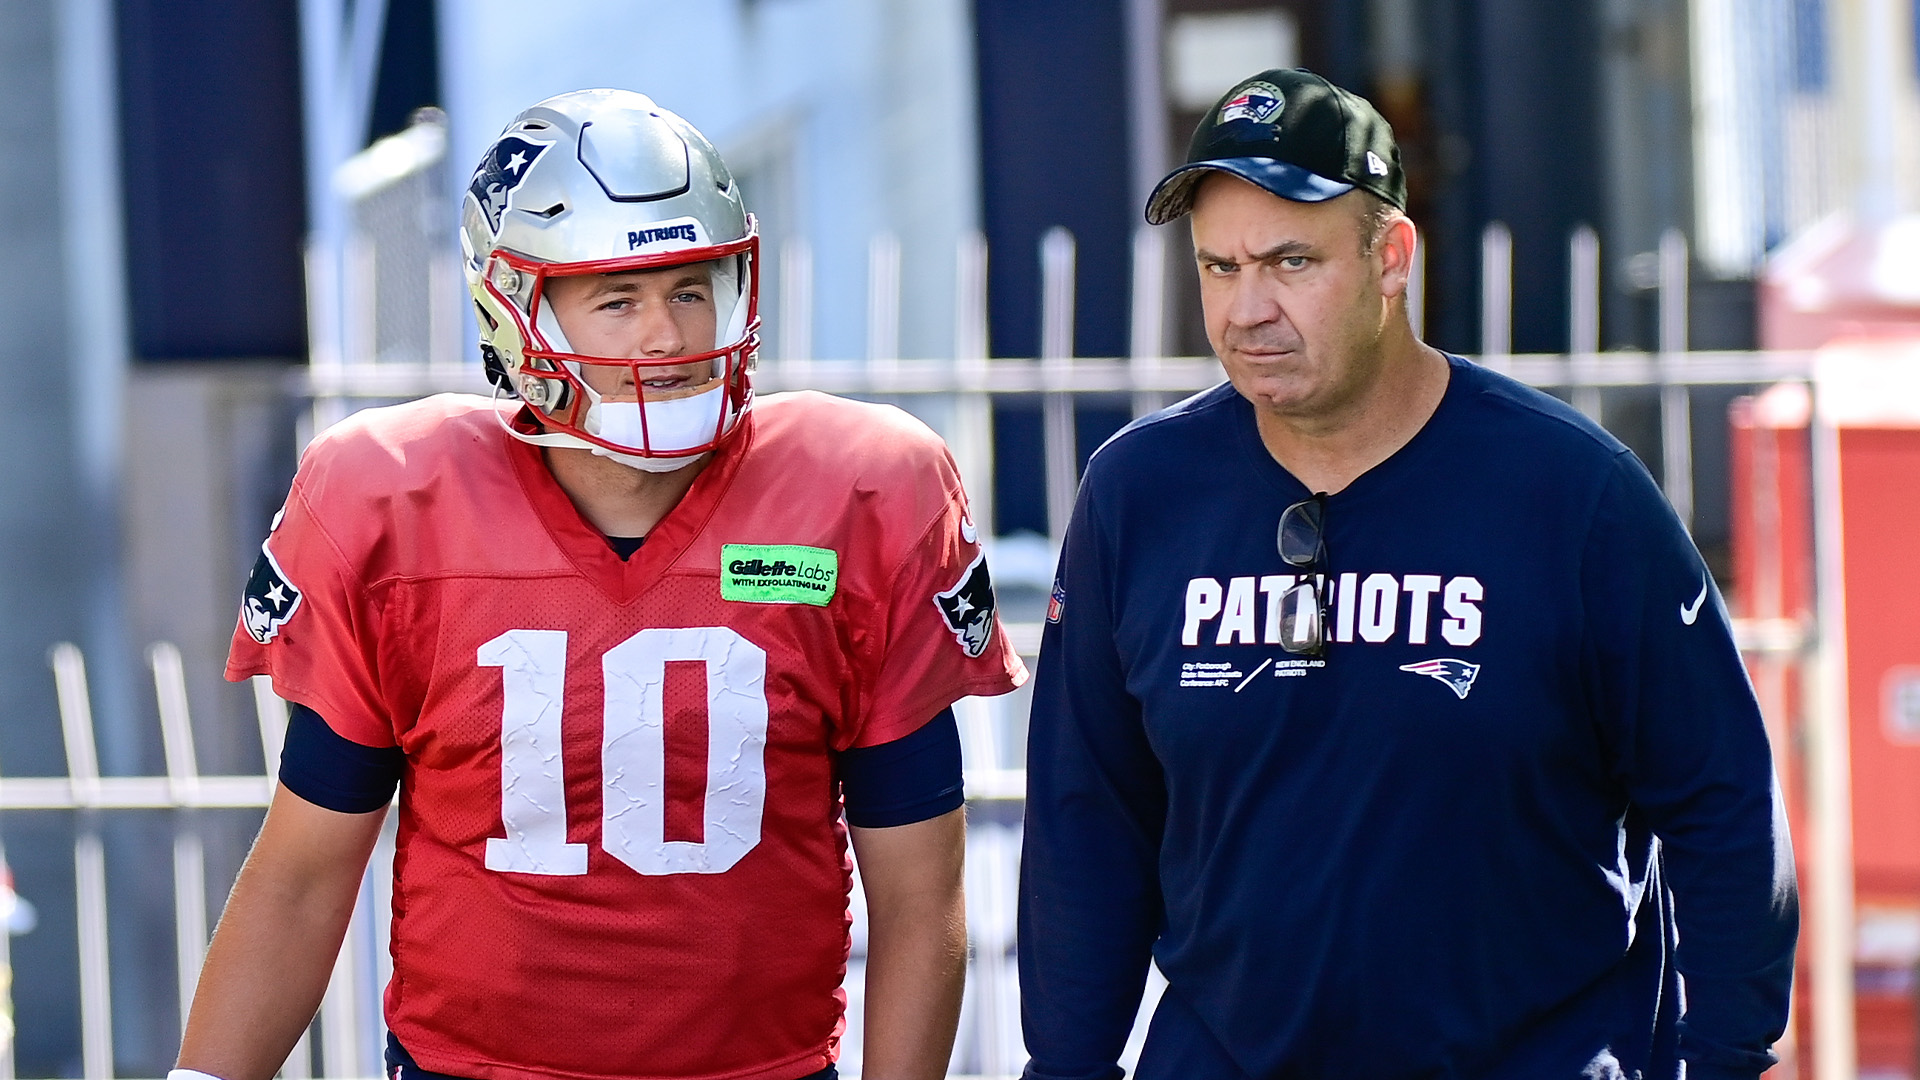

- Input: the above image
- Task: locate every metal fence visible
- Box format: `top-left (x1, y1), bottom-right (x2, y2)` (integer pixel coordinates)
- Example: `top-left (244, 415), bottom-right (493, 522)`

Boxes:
top-left (0, 640), bottom-right (1042, 1080)
top-left (1, 344), bottom-right (1821, 1080)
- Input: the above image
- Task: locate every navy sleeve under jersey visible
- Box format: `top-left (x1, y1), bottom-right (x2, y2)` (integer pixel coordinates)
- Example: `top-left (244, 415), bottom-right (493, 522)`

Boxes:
top-left (1019, 359), bottom-right (1795, 1080)
top-left (280, 703), bottom-right (403, 812)
top-left (283, 703), bottom-right (964, 827)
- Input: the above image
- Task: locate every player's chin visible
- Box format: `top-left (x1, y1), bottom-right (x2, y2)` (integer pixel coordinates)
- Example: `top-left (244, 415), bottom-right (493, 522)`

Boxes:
top-left (1224, 361), bottom-right (1309, 399)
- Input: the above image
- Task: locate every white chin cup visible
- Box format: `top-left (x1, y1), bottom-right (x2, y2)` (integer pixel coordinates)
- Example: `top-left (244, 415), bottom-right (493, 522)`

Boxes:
top-left (585, 385), bottom-right (726, 472)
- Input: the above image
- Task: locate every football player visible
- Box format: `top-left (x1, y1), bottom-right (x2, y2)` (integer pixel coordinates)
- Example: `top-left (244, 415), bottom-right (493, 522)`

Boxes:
top-left (174, 89), bottom-right (1025, 1080)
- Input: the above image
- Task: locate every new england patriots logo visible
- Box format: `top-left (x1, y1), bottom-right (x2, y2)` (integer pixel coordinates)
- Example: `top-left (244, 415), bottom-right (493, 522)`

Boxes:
top-left (468, 134), bottom-right (552, 236)
top-left (241, 541), bottom-right (303, 645)
top-left (1219, 82), bottom-right (1285, 125)
top-left (934, 552), bottom-right (998, 658)
top-left (1398, 658), bottom-right (1481, 700)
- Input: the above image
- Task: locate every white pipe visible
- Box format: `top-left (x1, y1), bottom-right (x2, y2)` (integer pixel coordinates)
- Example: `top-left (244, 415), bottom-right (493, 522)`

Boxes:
top-left (951, 232), bottom-right (995, 539)
top-left (1124, 0), bottom-right (1170, 211)
top-left (779, 238), bottom-right (814, 374)
top-left (1853, 0), bottom-right (1903, 221)
top-left (1569, 225), bottom-right (1602, 422)
top-left (1479, 222), bottom-right (1512, 364)
top-left (1658, 230), bottom-right (1693, 529)
top-left (173, 832), bottom-right (208, 1036)
top-left (76, 832), bottom-right (113, 1080)
top-left (150, 642), bottom-right (201, 804)
top-left (1808, 398), bottom-right (1857, 1080)
top-left (50, 643), bottom-right (102, 808)
top-left (867, 231), bottom-right (902, 372)
top-left (251, 675), bottom-right (291, 778)
top-left (1041, 228), bottom-right (1078, 541)
top-left (1130, 226), bottom-right (1168, 418)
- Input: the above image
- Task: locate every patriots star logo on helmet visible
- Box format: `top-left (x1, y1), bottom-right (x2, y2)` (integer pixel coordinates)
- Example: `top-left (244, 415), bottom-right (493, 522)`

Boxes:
top-left (241, 541), bottom-right (303, 645)
top-left (1398, 658), bottom-right (1481, 700)
top-left (934, 551), bottom-right (998, 658)
top-left (468, 134), bottom-right (553, 236)
top-left (1219, 82), bottom-right (1285, 125)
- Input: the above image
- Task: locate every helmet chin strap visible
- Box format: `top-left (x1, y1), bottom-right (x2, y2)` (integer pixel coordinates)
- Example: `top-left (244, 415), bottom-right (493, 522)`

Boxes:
top-left (510, 281), bottom-right (732, 473)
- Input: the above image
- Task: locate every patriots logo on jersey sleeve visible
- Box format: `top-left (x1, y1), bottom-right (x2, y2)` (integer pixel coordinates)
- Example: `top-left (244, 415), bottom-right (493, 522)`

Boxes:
top-left (934, 552), bottom-right (997, 658)
top-left (1398, 658), bottom-right (1481, 700)
top-left (241, 541), bottom-right (303, 644)
top-left (468, 134), bottom-right (552, 236)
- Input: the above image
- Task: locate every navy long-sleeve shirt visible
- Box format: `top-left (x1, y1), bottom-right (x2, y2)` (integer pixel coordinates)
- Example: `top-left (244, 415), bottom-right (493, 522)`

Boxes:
top-left (1019, 356), bottom-right (1797, 1080)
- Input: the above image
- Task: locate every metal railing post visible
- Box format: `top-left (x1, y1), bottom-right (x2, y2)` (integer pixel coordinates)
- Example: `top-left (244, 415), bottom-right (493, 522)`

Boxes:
top-left (778, 238), bottom-right (814, 376)
top-left (952, 231), bottom-right (996, 539)
top-left (1658, 229), bottom-right (1694, 529)
top-left (151, 644), bottom-right (212, 1039)
top-left (1569, 225), bottom-right (1602, 421)
top-left (252, 674), bottom-right (290, 778)
top-left (866, 231), bottom-right (902, 377)
top-left (1041, 227), bottom-right (1078, 542)
top-left (1809, 399), bottom-right (1858, 1080)
top-left (1129, 225), bottom-right (1167, 419)
top-left (1479, 222), bottom-right (1513, 367)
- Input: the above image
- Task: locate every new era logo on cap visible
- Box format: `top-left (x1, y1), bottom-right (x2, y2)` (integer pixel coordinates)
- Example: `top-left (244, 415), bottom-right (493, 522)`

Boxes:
top-left (1367, 151), bottom-right (1389, 176)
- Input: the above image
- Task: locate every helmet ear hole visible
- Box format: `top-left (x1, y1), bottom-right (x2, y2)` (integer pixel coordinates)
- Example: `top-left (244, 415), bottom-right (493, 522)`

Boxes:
top-left (480, 345), bottom-right (514, 393)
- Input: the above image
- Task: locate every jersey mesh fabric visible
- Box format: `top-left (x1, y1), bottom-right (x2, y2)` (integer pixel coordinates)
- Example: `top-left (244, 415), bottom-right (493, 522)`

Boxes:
top-left (228, 392), bottom-right (1025, 1080)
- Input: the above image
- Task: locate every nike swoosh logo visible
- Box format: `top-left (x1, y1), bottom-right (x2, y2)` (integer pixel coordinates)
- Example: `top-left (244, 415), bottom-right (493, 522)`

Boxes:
top-left (1680, 578), bottom-right (1708, 625)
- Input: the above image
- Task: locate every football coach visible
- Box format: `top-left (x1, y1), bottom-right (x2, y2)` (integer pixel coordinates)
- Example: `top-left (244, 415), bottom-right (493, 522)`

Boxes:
top-left (1017, 68), bottom-right (1796, 1080)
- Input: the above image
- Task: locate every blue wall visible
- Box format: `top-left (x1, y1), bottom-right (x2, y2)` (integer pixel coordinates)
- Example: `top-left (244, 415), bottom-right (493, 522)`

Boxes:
top-left (116, 0), bottom-right (308, 361)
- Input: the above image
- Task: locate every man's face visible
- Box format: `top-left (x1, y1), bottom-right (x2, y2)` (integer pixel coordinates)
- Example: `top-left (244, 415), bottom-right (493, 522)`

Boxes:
top-left (542, 262), bottom-right (720, 399)
top-left (1189, 175), bottom-right (1398, 425)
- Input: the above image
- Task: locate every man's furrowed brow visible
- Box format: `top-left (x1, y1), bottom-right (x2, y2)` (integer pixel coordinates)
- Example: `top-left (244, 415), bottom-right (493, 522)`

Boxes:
top-left (1250, 239), bottom-right (1315, 261)
top-left (1195, 239), bottom-right (1315, 265)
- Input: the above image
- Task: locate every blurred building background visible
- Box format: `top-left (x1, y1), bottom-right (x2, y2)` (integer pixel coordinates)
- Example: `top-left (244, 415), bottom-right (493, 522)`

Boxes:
top-left (1, 0), bottom-right (1918, 1076)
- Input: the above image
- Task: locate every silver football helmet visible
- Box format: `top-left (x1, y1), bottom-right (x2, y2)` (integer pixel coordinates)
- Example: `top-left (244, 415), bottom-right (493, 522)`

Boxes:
top-left (461, 88), bottom-right (758, 471)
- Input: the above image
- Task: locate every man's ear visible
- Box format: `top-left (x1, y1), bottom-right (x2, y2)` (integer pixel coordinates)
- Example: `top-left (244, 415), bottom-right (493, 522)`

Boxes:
top-left (1376, 215), bottom-right (1418, 301)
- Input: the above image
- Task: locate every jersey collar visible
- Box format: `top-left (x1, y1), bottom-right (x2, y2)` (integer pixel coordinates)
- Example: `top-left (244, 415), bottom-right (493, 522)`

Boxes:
top-left (503, 404), bottom-right (756, 605)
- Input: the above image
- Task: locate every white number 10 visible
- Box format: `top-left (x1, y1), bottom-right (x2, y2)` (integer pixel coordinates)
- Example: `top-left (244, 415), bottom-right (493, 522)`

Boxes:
top-left (476, 626), bottom-right (769, 877)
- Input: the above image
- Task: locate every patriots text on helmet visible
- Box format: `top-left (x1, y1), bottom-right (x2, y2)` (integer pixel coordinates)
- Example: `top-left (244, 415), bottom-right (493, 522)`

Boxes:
top-left (1180, 572), bottom-right (1483, 647)
top-left (629, 224), bottom-right (701, 250)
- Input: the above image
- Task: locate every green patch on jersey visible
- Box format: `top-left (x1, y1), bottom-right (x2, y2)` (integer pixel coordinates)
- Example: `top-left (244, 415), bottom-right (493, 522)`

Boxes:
top-left (720, 544), bottom-right (839, 606)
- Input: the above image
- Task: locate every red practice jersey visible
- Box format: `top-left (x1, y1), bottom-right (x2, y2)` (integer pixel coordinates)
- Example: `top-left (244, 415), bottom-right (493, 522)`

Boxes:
top-left (227, 391), bottom-right (1026, 1080)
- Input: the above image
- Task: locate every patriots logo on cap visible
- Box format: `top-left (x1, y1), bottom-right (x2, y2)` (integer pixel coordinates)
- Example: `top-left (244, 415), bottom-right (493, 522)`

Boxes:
top-left (468, 134), bottom-right (553, 236)
top-left (1398, 658), bottom-right (1481, 700)
top-left (1218, 81), bottom-right (1285, 125)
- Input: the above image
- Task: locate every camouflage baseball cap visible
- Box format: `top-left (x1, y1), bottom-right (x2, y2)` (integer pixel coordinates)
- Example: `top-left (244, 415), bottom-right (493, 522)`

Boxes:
top-left (1146, 68), bottom-right (1405, 225)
